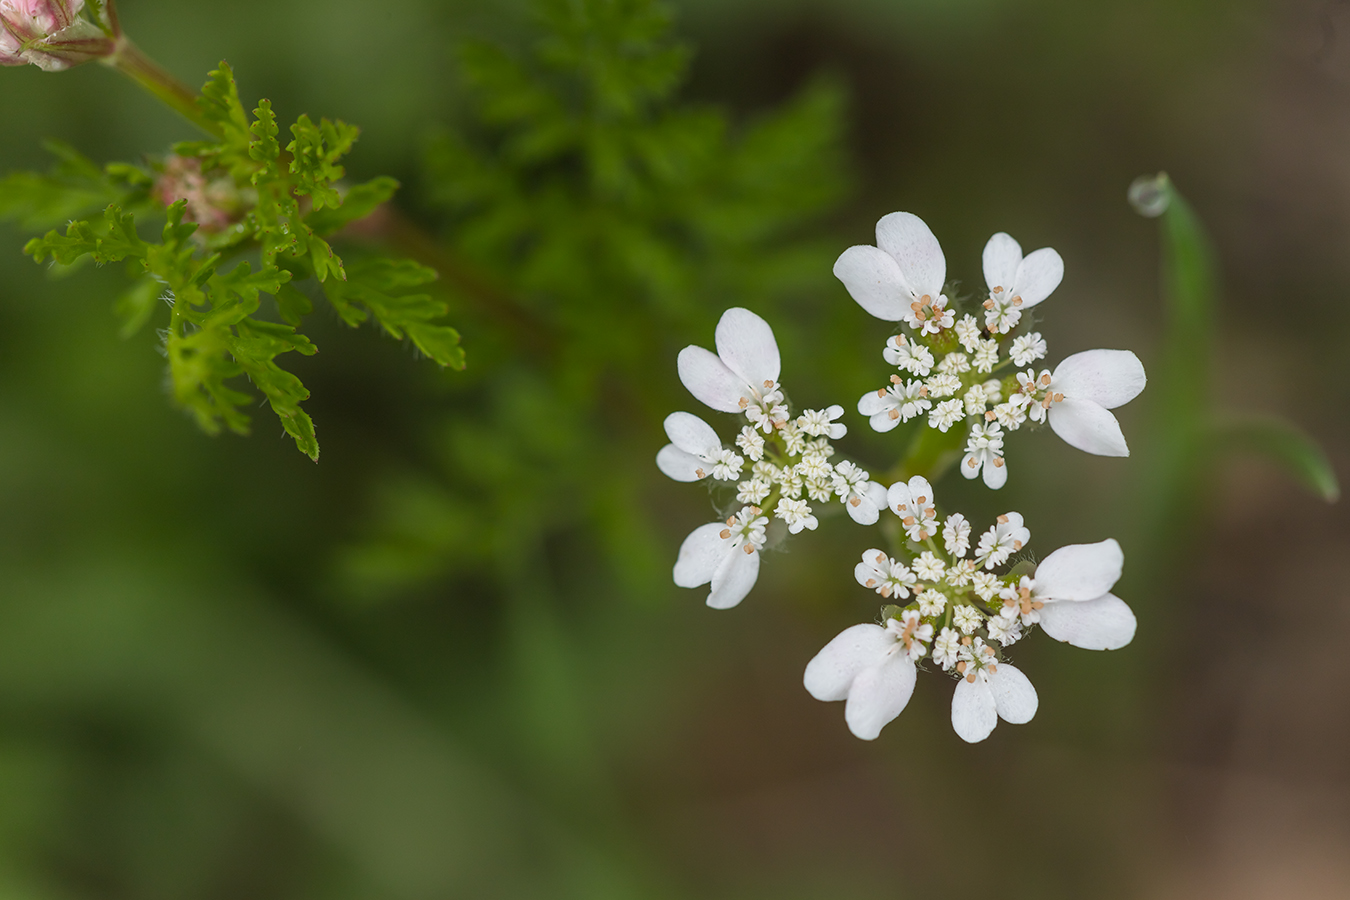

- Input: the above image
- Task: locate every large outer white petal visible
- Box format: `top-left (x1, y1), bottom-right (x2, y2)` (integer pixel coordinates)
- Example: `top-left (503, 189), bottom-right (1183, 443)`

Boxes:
top-left (989, 663), bottom-right (1038, 724)
top-left (1052, 350), bottom-right (1146, 410)
top-left (951, 677), bottom-right (997, 743)
top-left (714, 307), bottom-right (780, 389)
top-left (846, 482), bottom-right (888, 526)
top-left (886, 480), bottom-right (913, 516)
top-left (875, 212), bottom-right (945, 298)
top-left (1049, 398), bottom-right (1130, 457)
top-left (905, 475), bottom-right (934, 506)
top-left (1038, 593), bottom-right (1136, 650)
top-left (656, 444), bottom-right (707, 482)
top-left (663, 411), bottom-right (721, 457)
top-left (804, 623), bottom-right (892, 702)
top-left (857, 389), bottom-right (891, 417)
top-left (982, 232), bottom-right (1022, 291)
top-left (707, 544), bottom-right (760, 609)
top-left (844, 653), bottom-right (916, 740)
top-left (677, 346), bottom-right (751, 413)
top-left (982, 456), bottom-right (1008, 490)
top-left (1034, 538), bottom-right (1123, 601)
top-left (673, 522), bottom-right (730, 588)
top-left (833, 245), bottom-right (910, 321)
top-left (960, 452), bottom-right (981, 480)
top-left (1011, 247), bottom-right (1064, 309)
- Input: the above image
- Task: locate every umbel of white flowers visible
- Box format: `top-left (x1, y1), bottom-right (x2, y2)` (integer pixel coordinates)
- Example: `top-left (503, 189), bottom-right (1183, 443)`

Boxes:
top-left (661, 308), bottom-right (885, 608)
top-left (803, 481), bottom-right (1135, 742)
top-left (836, 211), bottom-right (1147, 488)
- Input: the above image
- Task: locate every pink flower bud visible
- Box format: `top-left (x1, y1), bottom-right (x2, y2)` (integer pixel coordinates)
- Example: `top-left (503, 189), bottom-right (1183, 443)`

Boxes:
top-left (0, 0), bottom-right (114, 71)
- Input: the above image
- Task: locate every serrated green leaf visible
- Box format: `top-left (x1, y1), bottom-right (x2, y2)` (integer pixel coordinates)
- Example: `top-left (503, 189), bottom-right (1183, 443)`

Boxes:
top-left (198, 62), bottom-right (251, 145)
top-left (249, 100), bottom-right (281, 164)
top-left (1212, 413), bottom-right (1340, 502)
top-left (305, 175), bottom-right (399, 236)
top-left (287, 114), bottom-right (359, 211)
top-left (114, 277), bottom-right (162, 338)
top-left (404, 323), bottom-right (466, 370)
top-left (275, 282), bottom-right (314, 327)
top-left (321, 257), bottom-right (462, 366)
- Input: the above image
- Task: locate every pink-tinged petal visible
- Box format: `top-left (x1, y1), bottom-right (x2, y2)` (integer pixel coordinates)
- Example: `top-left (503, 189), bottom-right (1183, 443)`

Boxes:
top-left (673, 522), bottom-right (730, 588)
top-left (677, 346), bottom-right (752, 413)
top-left (1010, 247), bottom-right (1064, 309)
top-left (989, 663), bottom-right (1038, 724)
top-left (714, 307), bottom-right (780, 389)
top-left (1051, 349), bottom-right (1146, 409)
top-left (876, 212), bottom-right (946, 298)
top-left (982, 455), bottom-right (1008, 490)
top-left (804, 623), bottom-right (892, 702)
top-left (656, 444), bottom-right (708, 482)
top-left (844, 653), bottom-right (916, 740)
top-left (833, 245), bottom-right (910, 321)
top-left (663, 411), bottom-right (721, 458)
top-left (960, 452), bottom-right (981, 480)
top-left (1048, 398), bottom-right (1130, 457)
top-left (1038, 592), bottom-right (1136, 650)
top-left (982, 232), bottom-right (1022, 292)
top-left (1034, 538), bottom-right (1123, 601)
top-left (951, 677), bottom-right (997, 743)
top-left (857, 389), bottom-right (891, 417)
top-left (707, 543), bottom-right (760, 609)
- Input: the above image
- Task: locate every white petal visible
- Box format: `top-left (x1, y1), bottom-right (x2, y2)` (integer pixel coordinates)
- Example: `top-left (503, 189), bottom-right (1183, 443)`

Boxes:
top-left (677, 346), bottom-right (752, 413)
top-left (663, 411), bottom-right (722, 458)
top-left (905, 476), bottom-right (934, 507)
top-left (833, 245), bottom-right (909, 321)
top-left (656, 444), bottom-right (708, 482)
top-left (886, 480), bottom-right (912, 514)
top-left (714, 307), bottom-right (780, 389)
top-left (960, 452), bottom-right (981, 480)
top-left (989, 663), bottom-right (1038, 724)
top-left (1051, 349), bottom-right (1146, 410)
top-left (845, 482), bottom-right (889, 526)
top-left (854, 559), bottom-right (883, 588)
top-left (1038, 593), bottom-right (1136, 650)
top-left (951, 677), bottom-right (997, 743)
top-left (875, 212), bottom-right (945, 298)
top-left (1010, 247), bottom-right (1064, 309)
top-left (1034, 538), bottom-right (1123, 601)
top-left (804, 623), bottom-right (892, 702)
top-left (982, 456), bottom-right (1008, 490)
top-left (869, 411), bottom-right (901, 433)
top-left (1048, 398), bottom-right (1130, 457)
top-left (982, 232), bottom-right (1022, 292)
top-left (707, 543), bottom-right (760, 609)
top-left (844, 654), bottom-right (916, 740)
top-left (858, 389), bottom-right (891, 417)
top-left (673, 522), bottom-right (730, 588)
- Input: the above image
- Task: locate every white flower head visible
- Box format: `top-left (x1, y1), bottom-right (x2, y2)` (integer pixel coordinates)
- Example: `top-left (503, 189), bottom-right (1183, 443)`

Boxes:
top-left (736, 477), bottom-right (772, 505)
top-left (981, 232), bottom-right (1064, 336)
top-left (833, 211), bottom-right (950, 328)
top-left (961, 421), bottom-right (1007, 490)
top-left (655, 412), bottom-right (732, 482)
top-left (796, 454), bottom-right (832, 483)
top-left (950, 636), bottom-right (1038, 743)
top-left (913, 551), bottom-right (946, 581)
top-left (993, 400), bottom-right (1027, 430)
top-left (973, 338), bottom-right (999, 374)
top-left (803, 618), bottom-right (919, 740)
top-left (774, 497), bottom-right (818, 534)
top-left (1016, 350), bottom-right (1148, 457)
top-left (1010, 332), bottom-right (1047, 367)
top-left (938, 352), bottom-right (971, 375)
top-left (975, 512), bottom-right (1030, 570)
top-left (933, 627), bottom-right (962, 670)
top-left (735, 425), bottom-right (765, 461)
top-left (833, 461), bottom-right (889, 525)
top-left (883, 335), bottom-right (935, 377)
top-left (953, 604), bottom-right (983, 634)
top-left (925, 372), bottom-right (961, 399)
top-left (963, 383), bottom-right (991, 417)
top-left (917, 588), bottom-right (947, 617)
top-left (779, 418), bottom-right (807, 456)
top-left (942, 513), bottom-right (971, 557)
top-left (954, 314), bottom-right (982, 352)
top-left (752, 460), bottom-right (779, 481)
top-left (855, 549), bottom-right (917, 600)
top-left (945, 559), bottom-right (976, 587)
top-left (928, 398), bottom-right (964, 432)
top-left (677, 308), bottom-right (790, 432)
top-left (673, 506), bottom-right (769, 609)
top-left (1027, 538), bottom-right (1136, 650)
top-left (798, 405), bottom-right (847, 439)
top-left (888, 610), bottom-right (934, 661)
top-left (971, 571), bottom-right (1000, 601)
top-left (987, 614), bottom-right (1023, 647)
top-left (858, 378), bottom-right (931, 433)
top-left (887, 476), bottom-right (938, 542)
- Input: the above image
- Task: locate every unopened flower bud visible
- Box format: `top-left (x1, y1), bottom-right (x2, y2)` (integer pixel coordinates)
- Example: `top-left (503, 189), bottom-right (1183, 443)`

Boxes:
top-left (0, 0), bottom-right (113, 72)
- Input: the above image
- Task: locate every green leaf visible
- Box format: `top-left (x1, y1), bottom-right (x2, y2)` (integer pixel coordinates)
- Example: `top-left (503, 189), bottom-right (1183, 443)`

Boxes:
top-left (275, 282), bottom-right (314, 327)
top-left (1212, 413), bottom-right (1340, 502)
top-left (114, 276), bottom-right (162, 339)
top-left (0, 140), bottom-right (147, 230)
top-left (249, 100), bottom-right (281, 164)
top-left (287, 115), bottom-right (359, 211)
top-left (230, 318), bottom-right (320, 461)
top-left (322, 258), bottom-right (463, 368)
top-left (198, 62), bottom-right (251, 146)
top-left (305, 175), bottom-right (399, 236)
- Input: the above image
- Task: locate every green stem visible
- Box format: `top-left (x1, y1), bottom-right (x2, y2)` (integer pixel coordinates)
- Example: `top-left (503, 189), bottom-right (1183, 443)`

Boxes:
top-left (885, 421), bottom-right (968, 485)
top-left (102, 37), bottom-right (222, 139)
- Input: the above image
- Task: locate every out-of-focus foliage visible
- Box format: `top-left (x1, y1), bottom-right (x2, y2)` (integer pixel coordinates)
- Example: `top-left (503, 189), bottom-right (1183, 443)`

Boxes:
top-left (3, 62), bottom-right (463, 461)
top-left (344, 0), bottom-right (848, 597)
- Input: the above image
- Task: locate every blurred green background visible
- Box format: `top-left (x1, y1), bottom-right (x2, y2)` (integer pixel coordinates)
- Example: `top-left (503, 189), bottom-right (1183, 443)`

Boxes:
top-left (1, 0), bottom-right (1347, 897)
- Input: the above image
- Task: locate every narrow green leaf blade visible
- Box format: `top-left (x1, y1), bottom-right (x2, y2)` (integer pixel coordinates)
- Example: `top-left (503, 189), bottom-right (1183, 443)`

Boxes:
top-left (1212, 413), bottom-right (1340, 502)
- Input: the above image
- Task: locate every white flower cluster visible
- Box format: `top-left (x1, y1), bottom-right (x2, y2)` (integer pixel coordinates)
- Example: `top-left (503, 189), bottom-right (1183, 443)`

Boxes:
top-left (806, 478), bottom-right (1137, 743)
top-left (835, 212), bottom-right (1147, 489)
top-left (661, 308), bottom-right (888, 608)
